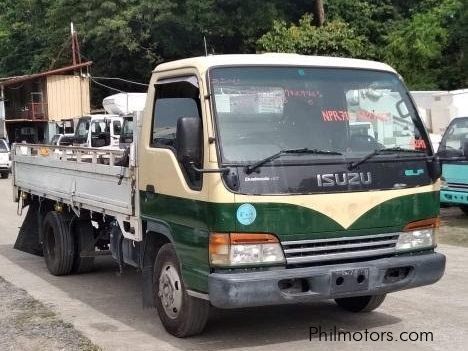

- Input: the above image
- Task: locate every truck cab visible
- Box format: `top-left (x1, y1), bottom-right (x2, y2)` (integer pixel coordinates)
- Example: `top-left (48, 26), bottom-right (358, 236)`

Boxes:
top-left (74, 114), bottom-right (123, 149)
top-left (136, 54), bottom-right (444, 335)
top-left (438, 116), bottom-right (468, 214)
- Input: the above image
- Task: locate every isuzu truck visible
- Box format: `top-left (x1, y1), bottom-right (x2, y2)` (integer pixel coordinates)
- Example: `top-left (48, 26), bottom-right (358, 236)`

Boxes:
top-left (12, 54), bottom-right (446, 337)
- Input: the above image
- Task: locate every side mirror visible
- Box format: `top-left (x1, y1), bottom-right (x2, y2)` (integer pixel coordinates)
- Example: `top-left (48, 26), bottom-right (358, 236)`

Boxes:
top-left (176, 117), bottom-right (202, 166)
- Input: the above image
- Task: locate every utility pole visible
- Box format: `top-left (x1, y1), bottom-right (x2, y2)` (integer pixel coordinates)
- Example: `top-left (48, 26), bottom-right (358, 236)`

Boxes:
top-left (313, 0), bottom-right (325, 27)
top-left (70, 22), bottom-right (82, 66)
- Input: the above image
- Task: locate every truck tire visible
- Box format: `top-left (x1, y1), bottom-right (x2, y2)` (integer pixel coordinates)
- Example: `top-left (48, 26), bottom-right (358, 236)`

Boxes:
top-left (72, 219), bottom-right (95, 274)
top-left (460, 205), bottom-right (468, 215)
top-left (0, 172), bottom-right (8, 179)
top-left (153, 243), bottom-right (209, 337)
top-left (335, 294), bottom-right (386, 312)
top-left (42, 211), bottom-right (75, 276)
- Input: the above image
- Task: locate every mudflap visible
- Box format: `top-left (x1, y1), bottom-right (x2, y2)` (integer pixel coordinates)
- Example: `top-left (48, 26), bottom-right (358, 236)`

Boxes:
top-left (14, 200), bottom-right (43, 256)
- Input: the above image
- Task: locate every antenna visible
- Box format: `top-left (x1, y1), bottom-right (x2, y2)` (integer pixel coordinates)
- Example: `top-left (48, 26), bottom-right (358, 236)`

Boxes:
top-left (203, 36), bottom-right (208, 56)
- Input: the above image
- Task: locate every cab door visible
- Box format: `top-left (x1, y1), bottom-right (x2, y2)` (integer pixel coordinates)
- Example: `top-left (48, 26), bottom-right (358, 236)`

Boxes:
top-left (138, 71), bottom-right (212, 291)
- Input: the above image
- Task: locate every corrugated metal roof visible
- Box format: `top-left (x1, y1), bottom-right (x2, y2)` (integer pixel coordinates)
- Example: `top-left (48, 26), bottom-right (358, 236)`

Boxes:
top-left (0, 62), bottom-right (92, 87)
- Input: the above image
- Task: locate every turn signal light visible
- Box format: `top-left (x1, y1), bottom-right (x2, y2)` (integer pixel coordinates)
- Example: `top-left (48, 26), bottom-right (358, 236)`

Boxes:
top-left (404, 217), bottom-right (440, 231)
top-left (209, 233), bottom-right (284, 267)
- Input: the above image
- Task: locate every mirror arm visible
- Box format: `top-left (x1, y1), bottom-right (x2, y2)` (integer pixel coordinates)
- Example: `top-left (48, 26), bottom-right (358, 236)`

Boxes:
top-left (189, 161), bottom-right (230, 174)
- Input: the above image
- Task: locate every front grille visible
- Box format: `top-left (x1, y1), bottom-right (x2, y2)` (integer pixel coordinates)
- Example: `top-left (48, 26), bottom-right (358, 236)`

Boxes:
top-left (447, 182), bottom-right (468, 190)
top-left (282, 233), bottom-right (399, 265)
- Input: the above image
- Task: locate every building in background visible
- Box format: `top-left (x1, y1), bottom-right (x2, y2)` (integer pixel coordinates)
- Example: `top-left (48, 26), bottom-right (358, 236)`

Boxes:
top-left (0, 62), bottom-right (91, 144)
top-left (411, 89), bottom-right (468, 136)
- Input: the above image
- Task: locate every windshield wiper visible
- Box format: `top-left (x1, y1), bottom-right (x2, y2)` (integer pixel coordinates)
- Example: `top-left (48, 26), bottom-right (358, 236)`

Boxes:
top-left (348, 147), bottom-right (427, 170)
top-left (245, 148), bottom-right (343, 174)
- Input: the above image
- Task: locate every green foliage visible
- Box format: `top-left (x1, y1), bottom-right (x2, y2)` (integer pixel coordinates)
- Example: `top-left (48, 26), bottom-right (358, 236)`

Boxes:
top-left (383, 0), bottom-right (463, 89)
top-left (0, 0), bottom-right (466, 96)
top-left (258, 15), bottom-right (366, 57)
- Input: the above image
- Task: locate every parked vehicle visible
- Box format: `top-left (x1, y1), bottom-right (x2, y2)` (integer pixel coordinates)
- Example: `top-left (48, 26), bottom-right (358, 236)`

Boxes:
top-left (74, 114), bottom-right (123, 149)
top-left (12, 54), bottom-right (446, 337)
top-left (438, 117), bottom-right (468, 214)
top-left (0, 138), bottom-right (10, 178)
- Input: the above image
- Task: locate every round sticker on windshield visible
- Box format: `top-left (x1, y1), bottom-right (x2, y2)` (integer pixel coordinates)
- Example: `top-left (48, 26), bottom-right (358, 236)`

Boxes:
top-left (237, 204), bottom-right (257, 226)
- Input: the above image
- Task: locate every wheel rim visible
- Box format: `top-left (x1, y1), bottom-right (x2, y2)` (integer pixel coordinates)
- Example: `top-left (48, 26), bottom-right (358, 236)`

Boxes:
top-left (158, 264), bottom-right (182, 319)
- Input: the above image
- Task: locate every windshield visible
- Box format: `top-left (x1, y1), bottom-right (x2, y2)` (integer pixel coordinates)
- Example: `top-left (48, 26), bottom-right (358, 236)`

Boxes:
top-left (210, 67), bottom-right (428, 164)
top-left (122, 118), bottom-right (134, 136)
top-left (438, 118), bottom-right (468, 156)
top-left (75, 118), bottom-right (90, 139)
top-left (0, 139), bottom-right (8, 152)
top-left (90, 120), bottom-right (108, 136)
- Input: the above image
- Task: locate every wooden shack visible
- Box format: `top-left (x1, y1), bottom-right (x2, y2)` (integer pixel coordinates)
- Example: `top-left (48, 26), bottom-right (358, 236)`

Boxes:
top-left (0, 62), bottom-right (92, 143)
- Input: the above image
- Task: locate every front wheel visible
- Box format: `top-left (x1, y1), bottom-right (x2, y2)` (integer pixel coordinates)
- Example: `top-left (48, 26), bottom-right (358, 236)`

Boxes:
top-left (153, 243), bottom-right (210, 337)
top-left (0, 172), bottom-right (8, 179)
top-left (460, 205), bottom-right (468, 215)
top-left (335, 294), bottom-right (386, 312)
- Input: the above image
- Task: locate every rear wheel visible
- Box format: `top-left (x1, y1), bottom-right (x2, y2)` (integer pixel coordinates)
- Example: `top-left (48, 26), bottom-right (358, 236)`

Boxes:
top-left (72, 219), bottom-right (95, 273)
top-left (460, 205), bottom-right (468, 215)
top-left (153, 243), bottom-right (210, 337)
top-left (42, 211), bottom-right (75, 276)
top-left (335, 294), bottom-right (386, 312)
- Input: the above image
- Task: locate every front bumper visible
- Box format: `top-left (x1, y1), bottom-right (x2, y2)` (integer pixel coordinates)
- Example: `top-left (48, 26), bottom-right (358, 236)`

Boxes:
top-left (440, 189), bottom-right (468, 205)
top-left (208, 252), bottom-right (445, 308)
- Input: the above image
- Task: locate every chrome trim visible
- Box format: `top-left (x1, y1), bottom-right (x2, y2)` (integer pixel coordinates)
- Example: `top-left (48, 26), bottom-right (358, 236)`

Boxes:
top-left (286, 247), bottom-right (396, 264)
top-left (282, 233), bottom-right (399, 265)
top-left (282, 232), bottom-right (399, 246)
top-left (283, 239), bottom-right (398, 254)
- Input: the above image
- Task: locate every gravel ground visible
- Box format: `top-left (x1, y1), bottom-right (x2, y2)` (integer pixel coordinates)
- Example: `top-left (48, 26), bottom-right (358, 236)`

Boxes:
top-left (438, 207), bottom-right (468, 247)
top-left (0, 277), bottom-right (100, 351)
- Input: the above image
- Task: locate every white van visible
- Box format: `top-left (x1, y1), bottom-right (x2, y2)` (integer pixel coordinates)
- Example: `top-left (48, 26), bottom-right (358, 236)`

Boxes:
top-left (0, 138), bottom-right (11, 179)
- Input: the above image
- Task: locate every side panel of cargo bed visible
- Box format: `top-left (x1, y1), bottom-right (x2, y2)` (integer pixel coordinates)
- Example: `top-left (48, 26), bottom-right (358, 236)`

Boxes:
top-left (13, 145), bottom-right (133, 217)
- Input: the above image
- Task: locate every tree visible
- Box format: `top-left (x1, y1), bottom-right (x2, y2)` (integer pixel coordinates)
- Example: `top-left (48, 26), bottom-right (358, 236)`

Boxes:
top-left (383, 0), bottom-right (463, 89)
top-left (313, 0), bottom-right (325, 27)
top-left (0, 0), bottom-right (54, 76)
top-left (257, 15), bottom-right (366, 57)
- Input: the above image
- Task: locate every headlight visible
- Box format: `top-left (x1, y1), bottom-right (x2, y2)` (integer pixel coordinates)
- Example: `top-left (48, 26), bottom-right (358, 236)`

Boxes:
top-left (396, 218), bottom-right (439, 251)
top-left (396, 229), bottom-right (435, 251)
top-left (209, 233), bottom-right (285, 267)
